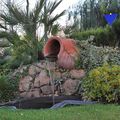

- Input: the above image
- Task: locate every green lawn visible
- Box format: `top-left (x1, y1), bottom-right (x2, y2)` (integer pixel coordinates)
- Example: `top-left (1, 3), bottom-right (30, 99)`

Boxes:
top-left (0, 104), bottom-right (120, 120)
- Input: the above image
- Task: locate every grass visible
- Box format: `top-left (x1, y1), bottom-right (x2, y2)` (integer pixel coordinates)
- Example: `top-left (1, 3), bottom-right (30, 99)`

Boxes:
top-left (0, 104), bottom-right (120, 120)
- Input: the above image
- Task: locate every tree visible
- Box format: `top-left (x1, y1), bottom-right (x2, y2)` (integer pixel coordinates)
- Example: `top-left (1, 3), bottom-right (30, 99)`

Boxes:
top-left (67, 0), bottom-right (120, 31)
top-left (42, 0), bottom-right (66, 41)
top-left (0, 0), bottom-right (65, 68)
top-left (0, 0), bottom-right (45, 63)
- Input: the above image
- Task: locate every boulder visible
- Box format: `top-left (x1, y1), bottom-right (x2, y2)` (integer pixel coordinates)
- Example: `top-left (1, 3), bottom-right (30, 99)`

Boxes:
top-left (46, 61), bottom-right (56, 70)
top-left (20, 88), bottom-right (40, 98)
top-left (19, 76), bottom-right (33, 92)
top-left (36, 61), bottom-right (47, 69)
top-left (70, 69), bottom-right (85, 79)
top-left (41, 85), bottom-right (52, 95)
top-left (53, 71), bottom-right (62, 80)
top-left (63, 79), bottom-right (79, 95)
top-left (34, 70), bottom-right (50, 87)
top-left (28, 65), bottom-right (41, 76)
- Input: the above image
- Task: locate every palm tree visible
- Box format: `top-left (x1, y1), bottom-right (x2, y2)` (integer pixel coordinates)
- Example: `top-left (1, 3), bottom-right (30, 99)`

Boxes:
top-left (42, 0), bottom-right (66, 41)
top-left (0, 0), bottom-right (45, 63)
top-left (0, 0), bottom-right (65, 67)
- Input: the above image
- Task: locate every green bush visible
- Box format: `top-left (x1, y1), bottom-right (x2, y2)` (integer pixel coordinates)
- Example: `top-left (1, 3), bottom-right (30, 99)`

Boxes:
top-left (76, 41), bottom-right (120, 71)
top-left (0, 73), bottom-right (19, 102)
top-left (94, 26), bottom-right (117, 47)
top-left (81, 63), bottom-right (120, 103)
top-left (71, 25), bottom-right (119, 47)
top-left (112, 18), bottom-right (120, 47)
top-left (93, 28), bottom-right (107, 46)
top-left (94, 26), bottom-right (108, 46)
top-left (70, 28), bottom-right (97, 40)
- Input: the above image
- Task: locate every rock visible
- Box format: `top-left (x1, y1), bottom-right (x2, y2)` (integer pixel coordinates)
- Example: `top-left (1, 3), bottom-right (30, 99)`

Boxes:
top-left (39, 70), bottom-right (48, 77)
top-left (20, 92), bottom-right (26, 98)
top-left (54, 91), bottom-right (59, 96)
top-left (19, 61), bottom-right (86, 98)
top-left (53, 71), bottom-right (62, 80)
top-left (34, 70), bottom-right (50, 87)
top-left (28, 65), bottom-right (41, 76)
top-left (41, 85), bottom-right (52, 95)
top-left (19, 76), bottom-right (33, 92)
top-left (36, 61), bottom-right (56, 70)
top-left (70, 69), bottom-right (85, 79)
top-left (46, 61), bottom-right (56, 70)
top-left (34, 75), bottom-right (40, 88)
top-left (12, 66), bottom-right (28, 76)
top-left (20, 88), bottom-right (40, 98)
top-left (39, 70), bottom-right (50, 86)
top-left (19, 66), bottom-right (28, 73)
top-left (36, 61), bottom-right (47, 69)
top-left (63, 79), bottom-right (79, 95)
top-left (36, 76), bottom-right (49, 87)
top-left (28, 88), bottom-right (40, 98)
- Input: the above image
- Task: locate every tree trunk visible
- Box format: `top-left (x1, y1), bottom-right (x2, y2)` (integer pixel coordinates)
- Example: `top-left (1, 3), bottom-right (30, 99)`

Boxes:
top-left (44, 0), bottom-right (48, 42)
top-left (26, 0), bottom-right (29, 17)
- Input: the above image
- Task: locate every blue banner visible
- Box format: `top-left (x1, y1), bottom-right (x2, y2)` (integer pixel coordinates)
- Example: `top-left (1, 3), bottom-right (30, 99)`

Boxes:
top-left (104, 13), bottom-right (118, 25)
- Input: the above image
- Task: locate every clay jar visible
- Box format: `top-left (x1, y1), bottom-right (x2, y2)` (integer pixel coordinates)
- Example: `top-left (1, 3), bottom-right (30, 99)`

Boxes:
top-left (43, 36), bottom-right (79, 69)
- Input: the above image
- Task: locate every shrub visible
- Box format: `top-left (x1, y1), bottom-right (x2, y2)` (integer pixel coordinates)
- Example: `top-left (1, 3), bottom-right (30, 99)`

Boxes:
top-left (76, 41), bottom-right (120, 72)
top-left (71, 25), bottom-right (119, 47)
top-left (112, 18), bottom-right (120, 47)
top-left (81, 63), bottom-right (120, 103)
top-left (0, 73), bottom-right (19, 102)
top-left (70, 28), bottom-right (97, 40)
top-left (94, 26), bottom-right (117, 47)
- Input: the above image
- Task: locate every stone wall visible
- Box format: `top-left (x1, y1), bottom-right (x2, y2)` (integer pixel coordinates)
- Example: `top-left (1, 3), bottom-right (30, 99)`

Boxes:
top-left (19, 60), bottom-right (85, 98)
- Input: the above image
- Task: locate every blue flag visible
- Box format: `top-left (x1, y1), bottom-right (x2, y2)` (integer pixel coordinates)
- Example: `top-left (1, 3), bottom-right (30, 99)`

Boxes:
top-left (104, 13), bottom-right (118, 25)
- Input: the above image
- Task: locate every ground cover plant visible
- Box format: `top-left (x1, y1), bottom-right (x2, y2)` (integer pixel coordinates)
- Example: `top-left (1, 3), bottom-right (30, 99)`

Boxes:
top-left (81, 63), bottom-right (120, 103)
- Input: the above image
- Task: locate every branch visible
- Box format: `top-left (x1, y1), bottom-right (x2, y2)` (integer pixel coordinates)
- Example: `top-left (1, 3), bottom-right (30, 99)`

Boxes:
top-left (0, 23), bottom-right (8, 30)
top-left (26, 0), bottom-right (29, 17)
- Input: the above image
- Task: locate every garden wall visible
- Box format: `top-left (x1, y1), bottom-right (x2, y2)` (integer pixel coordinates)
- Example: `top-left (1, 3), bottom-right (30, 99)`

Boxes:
top-left (19, 61), bottom-right (85, 98)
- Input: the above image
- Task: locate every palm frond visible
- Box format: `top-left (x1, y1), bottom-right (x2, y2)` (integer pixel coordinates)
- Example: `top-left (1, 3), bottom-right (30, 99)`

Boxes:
top-left (0, 31), bottom-right (10, 39)
top-left (0, 31), bottom-right (20, 44)
top-left (48, 10), bottom-right (66, 25)
top-left (47, 0), bottom-right (63, 15)
top-left (0, 31), bottom-right (14, 45)
top-left (0, 13), bottom-right (18, 26)
top-left (33, 0), bottom-right (45, 22)
top-left (0, 23), bottom-right (7, 30)
top-left (7, 4), bottom-right (26, 24)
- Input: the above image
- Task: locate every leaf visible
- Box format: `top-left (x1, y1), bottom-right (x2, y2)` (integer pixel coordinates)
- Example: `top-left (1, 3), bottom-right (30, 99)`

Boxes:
top-left (33, 0), bottom-right (45, 22)
top-left (7, 4), bottom-right (26, 24)
top-left (0, 13), bottom-right (18, 25)
top-left (0, 24), bottom-right (7, 30)
top-left (47, 0), bottom-right (63, 15)
top-left (48, 10), bottom-right (66, 25)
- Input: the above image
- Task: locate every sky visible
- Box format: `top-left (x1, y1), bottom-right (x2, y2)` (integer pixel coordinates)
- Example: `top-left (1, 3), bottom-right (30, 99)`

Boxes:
top-left (1, 0), bottom-right (84, 37)
top-left (3, 0), bottom-right (84, 26)
top-left (51, 0), bottom-right (81, 26)
top-left (1, 0), bottom-right (84, 25)
top-left (28, 0), bottom-right (83, 37)
top-left (28, 0), bottom-right (82, 26)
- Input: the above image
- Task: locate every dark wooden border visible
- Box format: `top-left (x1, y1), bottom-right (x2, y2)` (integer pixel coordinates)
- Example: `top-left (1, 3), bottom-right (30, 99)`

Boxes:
top-left (0, 96), bottom-right (81, 109)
